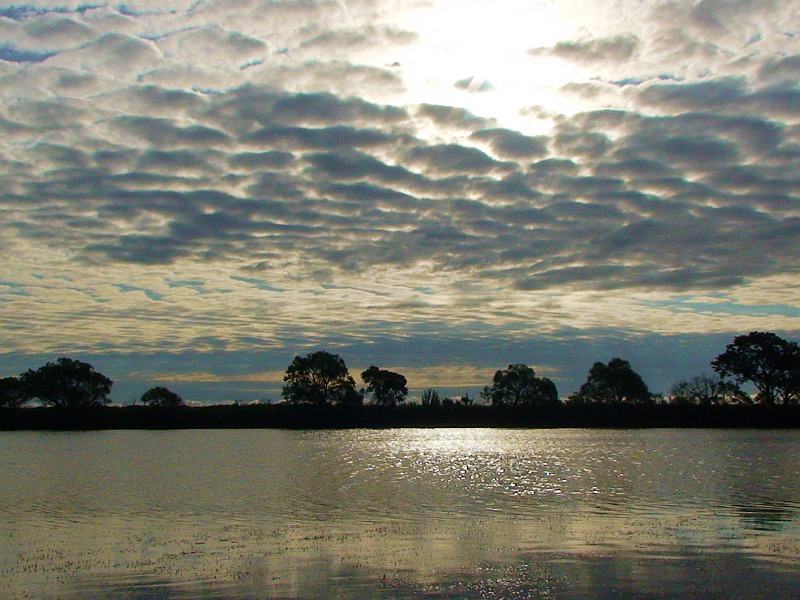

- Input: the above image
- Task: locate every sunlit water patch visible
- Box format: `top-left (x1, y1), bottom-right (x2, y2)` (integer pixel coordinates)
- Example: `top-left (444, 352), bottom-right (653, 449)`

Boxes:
top-left (1, 429), bottom-right (799, 598)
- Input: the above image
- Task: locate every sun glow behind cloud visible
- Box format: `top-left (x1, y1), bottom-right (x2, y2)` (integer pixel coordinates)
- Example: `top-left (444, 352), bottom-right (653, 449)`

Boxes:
top-left (394, 0), bottom-right (585, 133)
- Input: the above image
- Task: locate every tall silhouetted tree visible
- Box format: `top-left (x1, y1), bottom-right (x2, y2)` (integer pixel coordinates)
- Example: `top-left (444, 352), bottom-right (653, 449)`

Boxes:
top-left (420, 388), bottom-right (441, 407)
top-left (282, 351), bottom-right (362, 406)
top-left (481, 363), bottom-right (559, 406)
top-left (458, 393), bottom-right (474, 406)
top-left (140, 386), bottom-right (184, 407)
top-left (0, 377), bottom-right (26, 408)
top-left (569, 358), bottom-right (652, 404)
top-left (361, 366), bottom-right (408, 406)
top-left (20, 357), bottom-right (113, 408)
top-left (712, 331), bottom-right (800, 405)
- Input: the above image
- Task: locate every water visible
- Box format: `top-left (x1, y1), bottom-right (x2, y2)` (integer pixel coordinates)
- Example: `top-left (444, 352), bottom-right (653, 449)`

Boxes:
top-left (1, 428), bottom-right (799, 598)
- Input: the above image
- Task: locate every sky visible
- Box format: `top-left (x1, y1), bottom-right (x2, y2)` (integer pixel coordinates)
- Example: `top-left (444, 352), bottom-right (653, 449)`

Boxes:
top-left (1, 0), bottom-right (799, 404)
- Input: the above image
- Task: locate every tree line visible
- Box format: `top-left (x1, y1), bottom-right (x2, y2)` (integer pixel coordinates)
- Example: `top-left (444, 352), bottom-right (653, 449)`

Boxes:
top-left (0, 358), bottom-right (184, 409)
top-left (1, 332), bottom-right (799, 412)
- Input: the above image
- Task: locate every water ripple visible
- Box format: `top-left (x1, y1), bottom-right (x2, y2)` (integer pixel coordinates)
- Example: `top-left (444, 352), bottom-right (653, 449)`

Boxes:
top-left (2, 428), bottom-right (800, 598)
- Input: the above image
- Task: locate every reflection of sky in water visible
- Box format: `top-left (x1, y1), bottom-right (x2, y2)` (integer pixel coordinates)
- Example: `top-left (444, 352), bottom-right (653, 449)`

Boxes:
top-left (1, 429), bottom-right (799, 598)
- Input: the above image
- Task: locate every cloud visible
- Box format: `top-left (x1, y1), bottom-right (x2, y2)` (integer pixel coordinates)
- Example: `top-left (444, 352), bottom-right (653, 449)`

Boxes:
top-left (86, 235), bottom-right (191, 265)
top-left (533, 34), bottom-right (641, 64)
top-left (228, 150), bottom-right (294, 170)
top-left (415, 104), bottom-right (494, 129)
top-left (304, 149), bottom-right (416, 184)
top-left (625, 133), bottom-right (740, 166)
top-left (470, 128), bottom-right (548, 159)
top-left (24, 15), bottom-right (97, 46)
top-left (554, 131), bottom-right (612, 158)
top-left (405, 144), bottom-right (509, 174)
top-left (685, 0), bottom-right (783, 34)
top-left (297, 24), bottom-right (417, 53)
top-left (758, 54), bottom-right (800, 83)
top-left (5, 72), bottom-right (796, 303)
top-left (47, 32), bottom-right (163, 77)
top-left (251, 90), bottom-right (408, 125)
top-left (594, 157), bottom-right (674, 178)
top-left (114, 84), bottom-right (208, 114)
top-left (244, 124), bottom-right (396, 150)
top-left (250, 61), bottom-right (406, 98)
top-left (134, 148), bottom-right (221, 174)
top-left (638, 77), bottom-right (747, 110)
top-left (112, 115), bottom-right (230, 147)
top-left (638, 77), bottom-right (800, 117)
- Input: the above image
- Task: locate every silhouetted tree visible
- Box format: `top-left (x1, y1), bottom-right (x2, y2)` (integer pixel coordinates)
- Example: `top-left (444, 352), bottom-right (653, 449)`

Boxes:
top-left (0, 377), bottom-right (26, 408)
top-left (669, 374), bottom-right (750, 405)
top-left (420, 388), bottom-right (441, 407)
top-left (458, 392), bottom-right (474, 406)
top-left (282, 351), bottom-right (362, 406)
top-left (568, 358), bottom-right (652, 404)
top-left (361, 366), bottom-right (408, 406)
top-left (712, 332), bottom-right (800, 405)
top-left (20, 357), bottom-right (112, 408)
top-left (481, 363), bottom-right (559, 406)
top-left (140, 386), bottom-right (184, 407)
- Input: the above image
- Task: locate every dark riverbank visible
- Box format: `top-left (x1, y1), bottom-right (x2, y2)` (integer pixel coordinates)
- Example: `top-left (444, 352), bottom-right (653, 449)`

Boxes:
top-left (3, 403), bottom-right (800, 430)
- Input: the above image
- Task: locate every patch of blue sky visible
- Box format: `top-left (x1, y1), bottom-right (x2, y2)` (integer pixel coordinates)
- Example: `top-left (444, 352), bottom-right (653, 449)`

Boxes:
top-left (139, 26), bottom-right (198, 42)
top-left (413, 286), bottom-right (437, 295)
top-left (168, 279), bottom-right (205, 288)
top-left (610, 77), bottom-right (645, 87)
top-left (191, 86), bottom-right (224, 96)
top-left (114, 284), bottom-right (164, 301)
top-left (0, 281), bottom-right (30, 296)
top-left (240, 59), bottom-right (264, 71)
top-left (230, 276), bottom-right (285, 292)
top-left (0, 3), bottom-right (103, 21)
top-left (167, 279), bottom-right (231, 295)
top-left (320, 283), bottom-right (392, 297)
top-left (0, 45), bottom-right (56, 63)
top-left (658, 74), bottom-right (685, 81)
top-left (117, 4), bottom-right (179, 16)
top-left (77, 287), bottom-right (110, 303)
top-left (644, 298), bottom-right (800, 318)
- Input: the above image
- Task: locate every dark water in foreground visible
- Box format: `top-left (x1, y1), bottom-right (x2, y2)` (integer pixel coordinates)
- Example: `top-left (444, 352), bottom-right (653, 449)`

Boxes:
top-left (1, 429), bottom-right (799, 599)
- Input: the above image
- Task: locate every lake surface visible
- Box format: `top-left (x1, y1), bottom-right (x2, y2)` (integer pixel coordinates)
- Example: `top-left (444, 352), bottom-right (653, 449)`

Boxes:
top-left (1, 428), bottom-right (799, 599)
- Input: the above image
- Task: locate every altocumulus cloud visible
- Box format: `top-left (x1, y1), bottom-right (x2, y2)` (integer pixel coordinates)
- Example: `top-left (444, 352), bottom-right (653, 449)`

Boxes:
top-left (0, 0), bottom-right (798, 403)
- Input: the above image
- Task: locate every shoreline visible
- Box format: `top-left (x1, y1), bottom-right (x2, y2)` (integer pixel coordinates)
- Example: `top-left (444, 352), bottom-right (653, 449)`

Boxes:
top-left (2, 403), bottom-right (800, 431)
